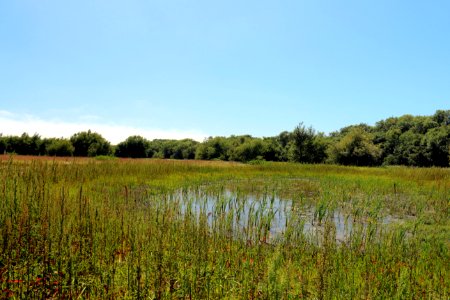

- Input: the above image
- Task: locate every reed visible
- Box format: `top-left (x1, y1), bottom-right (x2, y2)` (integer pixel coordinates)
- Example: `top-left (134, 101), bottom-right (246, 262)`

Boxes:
top-left (0, 157), bottom-right (448, 298)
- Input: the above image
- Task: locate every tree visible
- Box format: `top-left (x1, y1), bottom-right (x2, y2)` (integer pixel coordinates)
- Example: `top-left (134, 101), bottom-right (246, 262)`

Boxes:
top-left (380, 128), bottom-right (402, 165)
top-left (432, 110), bottom-right (450, 126)
top-left (0, 135), bottom-right (6, 154)
top-left (396, 131), bottom-right (427, 166)
top-left (328, 128), bottom-right (381, 166)
top-left (144, 139), bottom-right (199, 159)
top-left (422, 126), bottom-right (450, 167)
top-left (289, 123), bottom-right (327, 163)
top-left (372, 110), bottom-right (449, 166)
top-left (230, 139), bottom-right (265, 162)
top-left (149, 139), bottom-right (176, 159)
top-left (5, 133), bottom-right (42, 155)
top-left (261, 137), bottom-right (283, 161)
top-left (175, 139), bottom-right (199, 159)
top-left (70, 130), bottom-right (111, 157)
top-left (275, 132), bottom-right (292, 161)
top-left (195, 137), bottom-right (230, 160)
top-left (46, 138), bottom-right (74, 156)
top-left (115, 136), bottom-right (149, 158)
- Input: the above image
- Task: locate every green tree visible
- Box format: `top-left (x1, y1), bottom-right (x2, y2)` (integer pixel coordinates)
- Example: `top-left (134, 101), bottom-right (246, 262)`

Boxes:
top-left (195, 137), bottom-right (230, 160)
top-left (380, 128), bottom-right (402, 165)
top-left (115, 135), bottom-right (150, 158)
top-left (328, 128), bottom-right (381, 166)
top-left (150, 139), bottom-right (175, 159)
top-left (0, 134), bottom-right (6, 154)
top-left (373, 111), bottom-right (447, 166)
top-left (289, 123), bottom-right (327, 163)
top-left (146, 139), bottom-right (199, 159)
top-left (432, 110), bottom-right (450, 126)
top-left (422, 126), bottom-right (450, 167)
top-left (5, 133), bottom-right (42, 155)
top-left (395, 131), bottom-right (427, 166)
top-left (175, 139), bottom-right (199, 159)
top-left (275, 132), bottom-right (292, 161)
top-left (229, 139), bottom-right (265, 162)
top-left (261, 137), bottom-right (283, 161)
top-left (46, 138), bottom-right (75, 156)
top-left (70, 130), bottom-right (111, 157)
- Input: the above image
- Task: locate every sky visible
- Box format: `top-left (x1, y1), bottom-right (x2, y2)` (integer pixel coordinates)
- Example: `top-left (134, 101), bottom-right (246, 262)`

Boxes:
top-left (1, 0), bottom-right (449, 144)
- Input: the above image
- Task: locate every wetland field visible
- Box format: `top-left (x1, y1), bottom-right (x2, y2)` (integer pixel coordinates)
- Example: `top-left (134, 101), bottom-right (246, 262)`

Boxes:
top-left (0, 156), bottom-right (449, 299)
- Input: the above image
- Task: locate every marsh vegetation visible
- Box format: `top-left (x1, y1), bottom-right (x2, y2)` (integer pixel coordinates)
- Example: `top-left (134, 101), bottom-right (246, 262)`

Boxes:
top-left (0, 157), bottom-right (448, 298)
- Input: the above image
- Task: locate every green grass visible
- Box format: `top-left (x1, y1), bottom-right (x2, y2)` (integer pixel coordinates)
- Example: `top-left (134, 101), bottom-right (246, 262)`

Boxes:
top-left (0, 158), bottom-right (448, 299)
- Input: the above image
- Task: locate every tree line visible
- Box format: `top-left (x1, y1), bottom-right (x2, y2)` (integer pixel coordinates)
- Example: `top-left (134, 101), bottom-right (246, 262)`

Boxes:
top-left (1, 110), bottom-right (449, 167)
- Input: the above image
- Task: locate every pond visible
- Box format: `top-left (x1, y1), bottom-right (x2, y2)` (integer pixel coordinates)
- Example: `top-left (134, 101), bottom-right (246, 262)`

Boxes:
top-left (169, 188), bottom-right (407, 244)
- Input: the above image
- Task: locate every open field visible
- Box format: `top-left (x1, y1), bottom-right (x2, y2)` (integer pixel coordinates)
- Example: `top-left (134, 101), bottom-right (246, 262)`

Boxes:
top-left (0, 155), bottom-right (449, 299)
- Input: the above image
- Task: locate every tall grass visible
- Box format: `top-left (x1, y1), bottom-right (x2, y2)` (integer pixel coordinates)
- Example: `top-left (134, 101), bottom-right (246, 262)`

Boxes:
top-left (0, 157), bottom-right (448, 298)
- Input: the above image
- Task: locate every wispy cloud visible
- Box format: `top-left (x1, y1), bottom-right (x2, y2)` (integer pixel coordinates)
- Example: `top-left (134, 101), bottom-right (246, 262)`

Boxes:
top-left (0, 110), bottom-right (15, 118)
top-left (0, 110), bottom-right (207, 144)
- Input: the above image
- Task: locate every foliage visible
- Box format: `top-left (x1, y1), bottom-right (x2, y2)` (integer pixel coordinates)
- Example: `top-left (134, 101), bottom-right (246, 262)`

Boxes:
top-left (373, 111), bottom-right (450, 167)
top-left (148, 139), bottom-right (198, 159)
top-left (46, 138), bottom-right (75, 156)
top-left (288, 123), bottom-right (327, 163)
top-left (261, 137), bottom-right (284, 161)
top-left (70, 130), bottom-right (112, 157)
top-left (432, 109), bottom-right (450, 125)
top-left (229, 138), bottom-right (265, 162)
top-left (0, 110), bottom-right (448, 167)
top-left (4, 133), bottom-right (42, 155)
top-left (115, 135), bottom-right (150, 158)
top-left (328, 127), bottom-right (381, 166)
top-left (275, 131), bottom-right (292, 161)
top-left (422, 126), bottom-right (450, 167)
top-left (195, 136), bottom-right (230, 160)
top-left (0, 135), bottom-right (6, 154)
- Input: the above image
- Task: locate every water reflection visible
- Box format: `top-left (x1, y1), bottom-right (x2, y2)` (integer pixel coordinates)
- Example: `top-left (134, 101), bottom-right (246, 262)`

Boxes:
top-left (173, 189), bottom-right (402, 244)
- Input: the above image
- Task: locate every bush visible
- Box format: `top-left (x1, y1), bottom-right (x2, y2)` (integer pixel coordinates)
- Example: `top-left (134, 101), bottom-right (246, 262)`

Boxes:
top-left (70, 130), bottom-right (111, 157)
top-left (328, 128), bottom-right (381, 166)
top-left (115, 135), bottom-right (149, 158)
top-left (46, 138), bottom-right (74, 156)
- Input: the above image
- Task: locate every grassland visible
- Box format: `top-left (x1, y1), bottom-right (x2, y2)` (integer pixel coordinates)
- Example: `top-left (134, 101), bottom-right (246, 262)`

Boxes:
top-left (0, 155), bottom-right (449, 299)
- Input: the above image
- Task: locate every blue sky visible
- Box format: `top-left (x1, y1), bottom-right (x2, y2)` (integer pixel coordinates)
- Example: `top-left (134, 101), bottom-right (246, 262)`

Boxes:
top-left (1, 0), bottom-right (449, 143)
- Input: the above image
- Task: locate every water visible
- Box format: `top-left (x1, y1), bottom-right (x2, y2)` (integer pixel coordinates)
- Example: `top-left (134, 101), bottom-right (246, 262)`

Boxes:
top-left (172, 188), bottom-right (404, 244)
